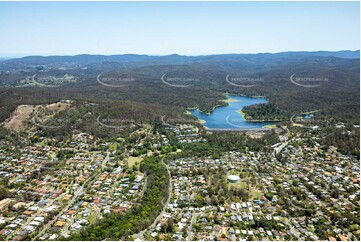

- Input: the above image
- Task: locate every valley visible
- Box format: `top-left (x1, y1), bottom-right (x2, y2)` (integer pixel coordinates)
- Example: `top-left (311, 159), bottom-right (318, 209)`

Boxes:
top-left (0, 51), bottom-right (359, 241)
top-left (0, 1), bottom-right (359, 241)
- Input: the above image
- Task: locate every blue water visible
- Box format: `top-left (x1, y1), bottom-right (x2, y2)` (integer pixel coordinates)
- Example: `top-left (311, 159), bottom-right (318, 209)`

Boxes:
top-left (188, 95), bottom-right (276, 130)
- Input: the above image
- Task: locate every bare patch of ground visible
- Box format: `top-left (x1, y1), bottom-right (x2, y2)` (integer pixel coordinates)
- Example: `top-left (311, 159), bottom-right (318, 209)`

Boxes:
top-left (3, 105), bottom-right (35, 132)
top-left (3, 101), bottom-right (71, 132)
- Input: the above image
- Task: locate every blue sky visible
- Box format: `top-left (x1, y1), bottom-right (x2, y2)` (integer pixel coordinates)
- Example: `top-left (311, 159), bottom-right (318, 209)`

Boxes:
top-left (0, 1), bottom-right (359, 57)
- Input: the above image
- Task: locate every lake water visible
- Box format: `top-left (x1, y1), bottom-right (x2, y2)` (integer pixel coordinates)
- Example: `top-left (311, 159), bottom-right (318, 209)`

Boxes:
top-left (188, 95), bottom-right (276, 130)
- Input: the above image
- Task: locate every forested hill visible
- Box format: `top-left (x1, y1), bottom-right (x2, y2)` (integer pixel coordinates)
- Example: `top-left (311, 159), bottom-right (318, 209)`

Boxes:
top-left (1, 50), bottom-right (359, 68)
top-left (0, 50), bottom-right (359, 127)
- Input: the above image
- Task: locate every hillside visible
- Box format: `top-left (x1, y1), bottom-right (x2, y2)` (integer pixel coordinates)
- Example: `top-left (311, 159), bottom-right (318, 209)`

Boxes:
top-left (0, 51), bottom-right (359, 129)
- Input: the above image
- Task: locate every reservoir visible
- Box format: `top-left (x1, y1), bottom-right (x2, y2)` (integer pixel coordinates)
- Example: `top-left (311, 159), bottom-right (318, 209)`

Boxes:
top-left (188, 95), bottom-right (276, 130)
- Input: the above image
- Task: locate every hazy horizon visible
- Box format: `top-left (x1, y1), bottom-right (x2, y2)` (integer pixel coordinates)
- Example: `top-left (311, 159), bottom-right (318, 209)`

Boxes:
top-left (0, 49), bottom-right (360, 60)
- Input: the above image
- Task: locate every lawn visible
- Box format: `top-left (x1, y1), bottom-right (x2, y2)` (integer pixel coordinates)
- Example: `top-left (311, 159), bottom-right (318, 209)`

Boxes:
top-left (228, 180), bottom-right (248, 190)
top-left (109, 143), bottom-right (117, 152)
top-left (88, 212), bottom-right (98, 224)
top-left (127, 156), bottom-right (143, 169)
top-left (250, 189), bottom-right (262, 200)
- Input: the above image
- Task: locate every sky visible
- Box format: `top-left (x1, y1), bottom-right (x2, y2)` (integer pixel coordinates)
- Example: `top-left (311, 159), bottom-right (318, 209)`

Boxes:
top-left (0, 1), bottom-right (359, 57)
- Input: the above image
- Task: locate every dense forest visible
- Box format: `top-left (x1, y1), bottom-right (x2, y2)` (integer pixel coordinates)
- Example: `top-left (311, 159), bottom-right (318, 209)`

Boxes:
top-left (242, 103), bottom-right (288, 121)
top-left (0, 51), bottom-right (359, 156)
top-left (0, 51), bottom-right (359, 125)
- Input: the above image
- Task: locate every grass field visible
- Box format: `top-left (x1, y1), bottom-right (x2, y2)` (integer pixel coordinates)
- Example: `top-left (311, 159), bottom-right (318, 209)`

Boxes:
top-left (127, 156), bottom-right (143, 169)
top-left (263, 124), bottom-right (277, 129)
top-left (88, 212), bottom-right (98, 224)
top-left (250, 189), bottom-right (261, 200)
top-left (109, 143), bottom-right (117, 152)
top-left (227, 173), bottom-right (263, 200)
top-left (228, 180), bottom-right (248, 189)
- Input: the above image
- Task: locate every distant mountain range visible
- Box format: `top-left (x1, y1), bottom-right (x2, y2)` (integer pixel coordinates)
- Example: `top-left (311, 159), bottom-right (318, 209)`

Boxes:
top-left (2, 50), bottom-right (359, 66)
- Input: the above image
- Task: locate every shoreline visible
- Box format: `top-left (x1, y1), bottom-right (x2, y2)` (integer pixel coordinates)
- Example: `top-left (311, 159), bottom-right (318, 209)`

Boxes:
top-left (205, 127), bottom-right (268, 132)
top-left (186, 103), bottom-right (227, 115)
top-left (220, 98), bottom-right (239, 103)
top-left (198, 119), bottom-right (206, 124)
top-left (236, 109), bottom-right (284, 123)
top-left (225, 92), bottom-right (267, 99)
top-left (300, 110), bottom-right (321, 115)
top-left (187, 94), bottom-right (280, 129)
top-left (186, 93), bottom-right (267, 115)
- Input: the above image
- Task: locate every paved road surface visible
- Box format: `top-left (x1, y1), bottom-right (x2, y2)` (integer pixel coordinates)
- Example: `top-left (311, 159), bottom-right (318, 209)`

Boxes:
top-left (101, 151), bottom-right (110, 170)
top-left (187, 212), bottom-right (199, 241)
